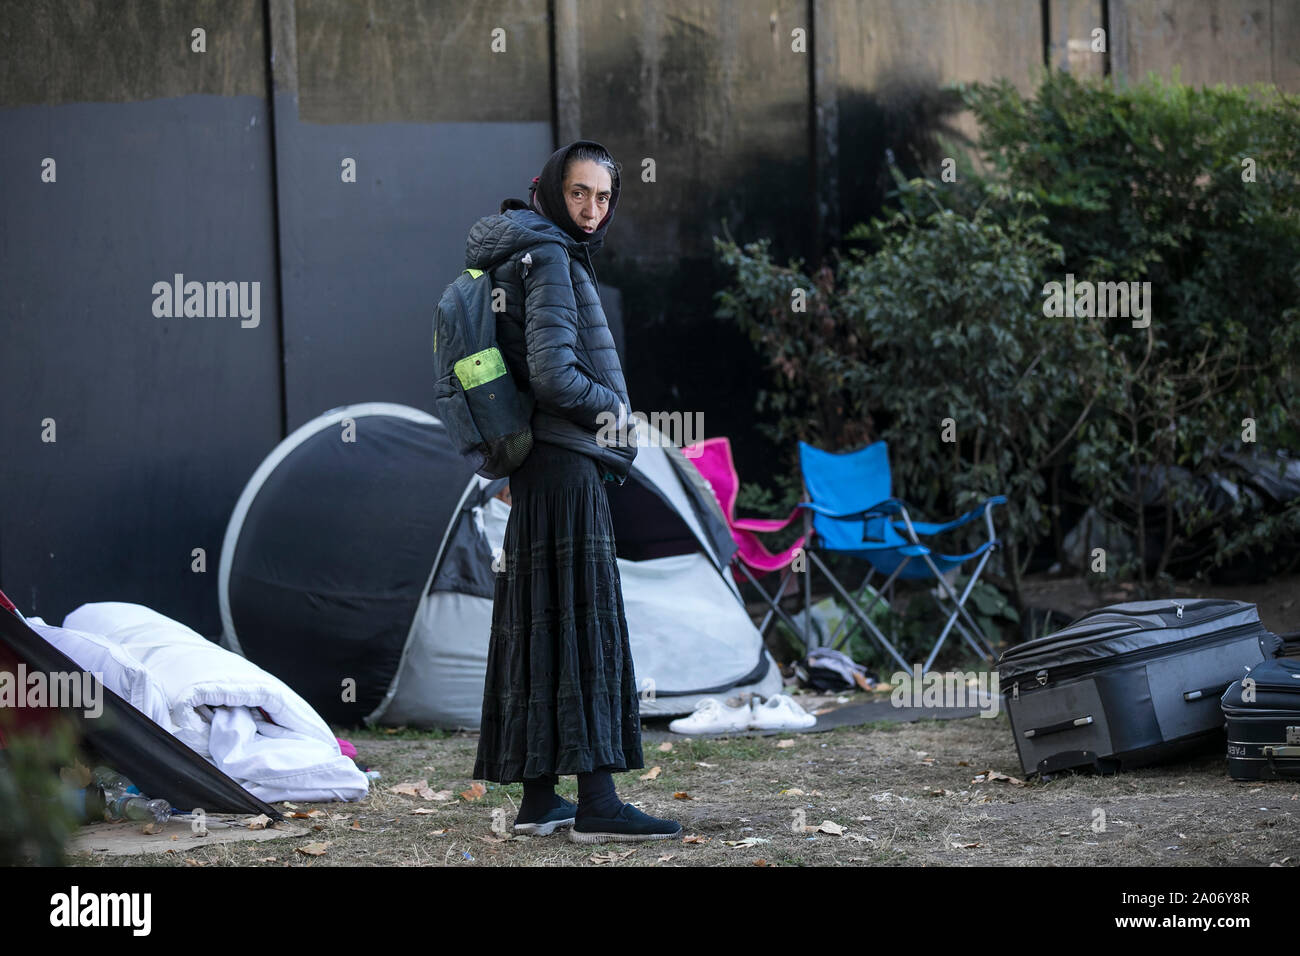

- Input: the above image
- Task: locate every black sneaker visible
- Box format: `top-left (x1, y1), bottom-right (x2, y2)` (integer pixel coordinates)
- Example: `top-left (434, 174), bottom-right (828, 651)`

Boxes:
top-left (568, 803), bottom-right (684, 844)
top-left (513, 797), bottom-right (577, 836)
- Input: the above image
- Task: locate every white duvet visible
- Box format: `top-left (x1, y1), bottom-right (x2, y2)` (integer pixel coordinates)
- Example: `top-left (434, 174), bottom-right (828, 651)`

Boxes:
top-left (31, 602), bottom-right (368, 804)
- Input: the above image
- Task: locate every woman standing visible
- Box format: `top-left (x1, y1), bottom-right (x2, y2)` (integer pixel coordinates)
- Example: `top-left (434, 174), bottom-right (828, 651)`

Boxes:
top-left (466, 140), bottom-right (682, 844)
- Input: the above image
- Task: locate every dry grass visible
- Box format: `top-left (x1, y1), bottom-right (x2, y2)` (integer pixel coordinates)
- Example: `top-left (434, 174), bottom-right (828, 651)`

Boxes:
top-left (73, 711), bottom-right (1300, 867)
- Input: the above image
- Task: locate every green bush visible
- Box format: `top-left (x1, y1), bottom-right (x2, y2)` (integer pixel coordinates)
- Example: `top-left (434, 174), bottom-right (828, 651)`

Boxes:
top-left (960, 70), bottom-right (1300, 588)
top-left (715, 178), bottom-right (1105, 608)
top-left (0, 713), bottom-right (83, 866)
top-left (715, 69), bottom-right (1300, 608)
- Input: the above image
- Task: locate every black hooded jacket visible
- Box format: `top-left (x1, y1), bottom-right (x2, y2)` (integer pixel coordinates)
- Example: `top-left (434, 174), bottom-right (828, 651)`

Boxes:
top-left (464, 141), bottom-right (637, 483)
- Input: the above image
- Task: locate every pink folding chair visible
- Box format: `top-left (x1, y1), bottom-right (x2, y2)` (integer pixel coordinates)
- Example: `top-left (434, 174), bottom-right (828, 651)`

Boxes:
top-left (684, 436), bottom-right (806, 639)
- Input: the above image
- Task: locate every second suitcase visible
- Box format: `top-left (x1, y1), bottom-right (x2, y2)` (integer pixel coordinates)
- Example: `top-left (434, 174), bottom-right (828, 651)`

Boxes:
top-left (997, 598), bottom-right (1280, 776)
top-left (1222, 657), bottom-right (1300, 780)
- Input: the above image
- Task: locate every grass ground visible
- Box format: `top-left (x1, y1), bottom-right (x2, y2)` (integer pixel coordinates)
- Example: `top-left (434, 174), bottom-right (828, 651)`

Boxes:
top-left (73, 705), bottom-right (1300, 867)
top-left (64, 574), bottom-right (1300, 867)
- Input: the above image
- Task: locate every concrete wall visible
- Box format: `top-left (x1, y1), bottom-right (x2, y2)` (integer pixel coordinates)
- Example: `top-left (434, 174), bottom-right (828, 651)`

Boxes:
top-left (2, 0), bottom-right (1296, 636)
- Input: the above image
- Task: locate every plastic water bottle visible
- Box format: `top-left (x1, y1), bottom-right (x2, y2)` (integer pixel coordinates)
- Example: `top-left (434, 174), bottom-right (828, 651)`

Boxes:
top-left (91, 766), bottom-right (171, 824)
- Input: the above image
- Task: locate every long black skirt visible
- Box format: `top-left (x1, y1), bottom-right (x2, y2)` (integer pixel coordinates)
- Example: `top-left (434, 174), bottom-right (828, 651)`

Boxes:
top-left (473, 440), bottom-right (645, 783)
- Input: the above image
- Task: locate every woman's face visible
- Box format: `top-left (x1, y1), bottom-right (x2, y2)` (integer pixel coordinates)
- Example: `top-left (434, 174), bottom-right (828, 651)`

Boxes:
top-left (563, 159), bottom-right (613, 235)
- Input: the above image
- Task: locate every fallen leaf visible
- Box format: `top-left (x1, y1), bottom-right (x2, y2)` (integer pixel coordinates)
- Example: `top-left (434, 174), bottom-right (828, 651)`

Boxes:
top-left (658, 742), bottom-right (673, 752)
top-left (639, 766), bottom-right (662, 781)
top-left (590, 848), bottom-right (639, 865)
top-left (812, 820), bottom-right (844, 836)
top-left (350, 820), bottom-right (362, 830)
top-left (781, 788), bottom-right (806, 796)
top-left (389, 779), bottom-right (431, 798)
top-left (724, 837), bottom-right (771, 847)
top-left (258, 856), bottom-right (277, 862)
top-left (683, 835), bottom-right (709, 844)
top-left (972, 770), bottom-right (1025, 786)
top-left (657, 854), bottom-right (674, 862)
top-left (246, 814), bottom-right (271, 830)
top-left (171, 835), bottom-right (178, 841)
top-left (281, 802), bottom-right (298, 809)
top-left (429, 828), bottom-right (450, 835)
top-left (951, 841), bottom-right (982, 849)
top-left (929, 789), bottom-right (954, 797)
top-left (140, 822), bottom-right (164, 835)
top-left (753, 859), bottom-right (769, 866)
top-left (460, 783), bottom-right (487, 801)
top-left (776, 739), bottom-right (795, 748)
top-left (430, 790), bottom-right (454, 801)
top-left (296, 842), bottom-right (330, 856)
top-left (695, 761), bottom-right (716, 768)
top-left (673, 791), bottom-right (693, 800)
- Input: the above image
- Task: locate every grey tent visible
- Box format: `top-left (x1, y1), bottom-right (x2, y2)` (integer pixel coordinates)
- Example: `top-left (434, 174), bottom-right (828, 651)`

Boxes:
top-left (218, 402), bottom-right (781, 729)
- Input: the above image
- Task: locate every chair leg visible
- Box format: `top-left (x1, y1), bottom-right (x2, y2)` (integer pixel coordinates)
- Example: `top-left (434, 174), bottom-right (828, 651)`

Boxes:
top-left (917, 552), bottom-right (998, 672)
top-left (828, 566), bottom-right (903, 655)
top-left (802, 510), bottom-right (813, 651)
top-left (807, 549), bottom-right (910, 672)
top-left (825, 569), bottom-right (882, 649)
top-left (740, 563), bottom-right (802, 640)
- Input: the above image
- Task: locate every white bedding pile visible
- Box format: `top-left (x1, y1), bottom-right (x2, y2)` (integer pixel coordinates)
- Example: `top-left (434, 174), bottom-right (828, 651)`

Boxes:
top-left (29, 601), bottom-right (368, 804)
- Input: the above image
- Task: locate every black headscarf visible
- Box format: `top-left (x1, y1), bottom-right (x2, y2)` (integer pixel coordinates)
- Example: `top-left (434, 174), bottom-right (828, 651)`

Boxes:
top-left (499, 139), bottom-right (621, 248)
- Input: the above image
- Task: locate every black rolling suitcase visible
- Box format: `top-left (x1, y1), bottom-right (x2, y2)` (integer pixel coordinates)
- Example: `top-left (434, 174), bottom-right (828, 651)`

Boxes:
top-left (1222, 657), bottom-right (1300, 780)
top-left (997, 599), bottom-right (1280, 776)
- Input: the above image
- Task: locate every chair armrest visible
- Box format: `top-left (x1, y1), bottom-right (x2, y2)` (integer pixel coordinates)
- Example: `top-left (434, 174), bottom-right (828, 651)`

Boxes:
top-left (895, 495), bottom-right (1007, 537)
top-left (731, 505), bottom-right (802, 533)
top-left (796, 497), bottom-right (905, 521)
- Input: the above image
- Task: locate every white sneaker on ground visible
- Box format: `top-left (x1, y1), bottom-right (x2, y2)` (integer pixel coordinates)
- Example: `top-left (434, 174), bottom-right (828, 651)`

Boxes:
top-left (749, 694), bottom-right (817, 731)
top-left (668, 697), bottom-right (753, 734)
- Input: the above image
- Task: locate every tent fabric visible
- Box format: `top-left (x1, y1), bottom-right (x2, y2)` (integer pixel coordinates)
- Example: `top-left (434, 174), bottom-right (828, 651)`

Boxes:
top-left (61, 602), bottom-right (369, 803)
top-left (0, 601), bottom-right (282, 818)
top-left (219, 403), bottom-right (781, 731)
top-left (219, 403), bottom-right (476, 725)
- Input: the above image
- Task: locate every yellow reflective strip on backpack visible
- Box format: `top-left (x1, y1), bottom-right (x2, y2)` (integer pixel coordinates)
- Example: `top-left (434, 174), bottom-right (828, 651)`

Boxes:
top-left (454, 346), bottom-right (507, 390)
top-left (464, 268), bottom-right (484, 279)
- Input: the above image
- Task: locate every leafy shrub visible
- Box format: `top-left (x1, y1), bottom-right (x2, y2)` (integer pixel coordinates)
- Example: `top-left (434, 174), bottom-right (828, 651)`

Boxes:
top-left (960, 71), bottom-right (1300, 588)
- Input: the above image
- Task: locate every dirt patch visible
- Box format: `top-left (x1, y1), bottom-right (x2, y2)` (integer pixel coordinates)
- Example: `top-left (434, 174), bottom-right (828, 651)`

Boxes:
top-left (70, 714), bottom-right (1300, 867)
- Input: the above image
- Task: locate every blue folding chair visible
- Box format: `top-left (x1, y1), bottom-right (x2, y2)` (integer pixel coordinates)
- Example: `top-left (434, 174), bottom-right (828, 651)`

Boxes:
top-left (796, 440), bottom-right (1007, 672)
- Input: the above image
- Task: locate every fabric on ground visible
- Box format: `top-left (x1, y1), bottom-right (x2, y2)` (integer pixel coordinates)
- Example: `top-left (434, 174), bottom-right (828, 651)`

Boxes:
top-left (59, 602), bottom-right (368, 803)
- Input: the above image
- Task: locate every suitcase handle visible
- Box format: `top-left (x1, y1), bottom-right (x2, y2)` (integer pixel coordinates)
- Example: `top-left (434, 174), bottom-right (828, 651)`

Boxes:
top-left (1183, 681), bottom-right (1233, 702)
top-left (1263, 746), bottom-right (1300, 777)
top-left (1023, 715), bottom-right (1093, 739)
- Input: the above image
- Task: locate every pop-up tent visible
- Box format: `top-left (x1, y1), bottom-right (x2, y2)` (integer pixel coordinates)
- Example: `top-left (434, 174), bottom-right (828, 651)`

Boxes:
top-left (0, 591), bottom-right (281, 818)
top-left (218, 403), bottom-right (781, 729)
